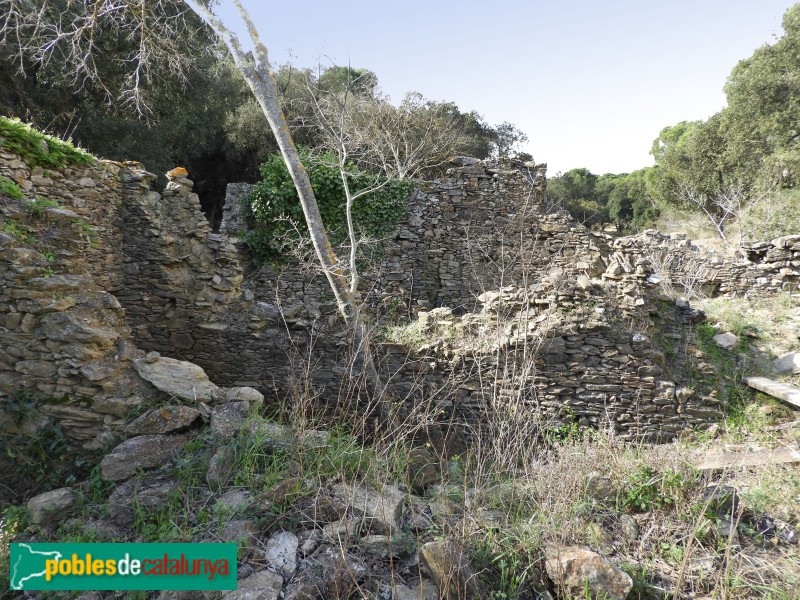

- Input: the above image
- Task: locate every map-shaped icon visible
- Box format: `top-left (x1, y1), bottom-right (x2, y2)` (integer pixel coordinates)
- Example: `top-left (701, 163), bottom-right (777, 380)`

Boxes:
top-left (10, 544), bottom-right (63, 590)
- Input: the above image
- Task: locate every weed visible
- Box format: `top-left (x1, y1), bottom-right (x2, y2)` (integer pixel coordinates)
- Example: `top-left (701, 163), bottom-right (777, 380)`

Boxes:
top-left (473, 527), bottom-right (539, 599)
top-left (621, 563), bottom-right (668, 599)
top-left (545, 421), bottom-right (582, 445)
top-left (2, 220), bottom-right (33, 244)
top-left (622, 465), bottom-right (688, 512)
top-left (299, 427), bottom-right (378, 483)
top-left (0, 176), bottom-right (24, 200)
top-left (231, 432), bottom-right (289, 489)
top-left (380, 319), bottom-right (427, 348)
top-left (693, 321), bottom-right (752, 415)
top-left (72, 217), bottom-right (96, 238)
top-left (0, 391), bottom-right (99, 504)
top-left (132, 493), bottom-right (189, 543)
top-left (26, 197), bottom-right (60, 217)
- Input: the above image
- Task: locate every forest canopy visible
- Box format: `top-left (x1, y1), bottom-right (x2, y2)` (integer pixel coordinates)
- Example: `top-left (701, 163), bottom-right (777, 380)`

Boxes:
top-left (0, 11), bottom-right (525, 227)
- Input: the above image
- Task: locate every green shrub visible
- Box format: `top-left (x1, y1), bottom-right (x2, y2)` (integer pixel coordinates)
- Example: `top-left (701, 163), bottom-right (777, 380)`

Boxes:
top-left (246, 149), bottom-right (413, 263)
top-left (0, 391), bottom-right (98, 504)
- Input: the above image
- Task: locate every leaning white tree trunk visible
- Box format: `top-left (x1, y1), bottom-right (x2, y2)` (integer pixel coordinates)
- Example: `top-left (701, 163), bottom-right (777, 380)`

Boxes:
top-left (187, 0), bottom-right (392, 423)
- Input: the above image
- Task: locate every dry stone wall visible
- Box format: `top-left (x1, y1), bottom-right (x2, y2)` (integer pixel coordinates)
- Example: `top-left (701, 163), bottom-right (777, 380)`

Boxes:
top-left (0, 152), bottom-right (260, 454)
top-left (114, 168), bottom-right (243, 358)
top-left (3, 142), bottom-right (799, 451)
top-left (606, 230), bottom-right (800, 299)
top-left (0, 156), bottom-right (151, 450)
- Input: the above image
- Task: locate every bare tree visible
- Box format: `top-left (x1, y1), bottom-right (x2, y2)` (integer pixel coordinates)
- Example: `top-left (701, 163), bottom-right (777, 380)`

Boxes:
top-left (679, 179), bottom-right (775, 248)
top-left (1, 0), bottom-right (206, 117)
top-left (304, 74), bottom-right (473, 294)
top-left (1, 0), bottom-right (395, 423)
top-left (349, 91), bottom-right (473, 180)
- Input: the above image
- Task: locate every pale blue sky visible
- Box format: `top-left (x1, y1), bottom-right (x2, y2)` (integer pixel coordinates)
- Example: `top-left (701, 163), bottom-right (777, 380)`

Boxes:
top-left (218, 1), bottom-right (795, 175)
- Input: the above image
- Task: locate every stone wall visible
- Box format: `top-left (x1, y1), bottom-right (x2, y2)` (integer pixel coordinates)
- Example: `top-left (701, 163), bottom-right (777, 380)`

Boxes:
top-left (211, 157), bottom-right (799, 442)
top-left (605, 230), bottom-right (800, 299)
top-left (207, 158), bottom-right (744, 441)
top-left (378, 261), bottom-right (724, 444)
top-left (3, 144), bottom-right (799, 451)
top-left (0, 153), bottom-right (269, 456)
top-left (114, 168), bottom-right (244, 358)
top-left (0, 155), bottom-right (151, 449)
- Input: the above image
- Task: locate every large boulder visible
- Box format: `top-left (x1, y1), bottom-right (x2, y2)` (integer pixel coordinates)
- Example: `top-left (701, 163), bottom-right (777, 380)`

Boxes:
top-left (133, 356), bottom-right (218, 402)
top-left (134, 355), bottom-right (265, 407)
top-left (544, 545), bottom-right (632, 600)
top-left (100, 434), bottom-right (187, 481)
top-left (27, 488), bottom-right (77, 525)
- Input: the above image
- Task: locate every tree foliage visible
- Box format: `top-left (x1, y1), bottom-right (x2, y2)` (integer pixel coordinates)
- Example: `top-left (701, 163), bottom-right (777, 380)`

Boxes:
top-left (0, 1), bottom-right (524, 229)
top-left (245, 149), bottom-right (413, 263)
top-left (547, 167), bottom-right (657, 233)
top-left (646, 4), bottom-right (800, 242)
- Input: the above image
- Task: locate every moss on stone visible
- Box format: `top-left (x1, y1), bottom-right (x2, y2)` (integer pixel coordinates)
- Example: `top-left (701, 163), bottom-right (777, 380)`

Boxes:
top-left (0, 117), bottom-right (94, 168)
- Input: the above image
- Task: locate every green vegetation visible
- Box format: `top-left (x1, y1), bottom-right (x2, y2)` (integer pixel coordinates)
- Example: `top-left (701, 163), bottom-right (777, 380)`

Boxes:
top-left (0, 391), bottom-right (101, 505)
top-left (622, 465), bottom-right (689, 512)
top-left (3, 20), bottom-right (521, 226)
top-left (0, 117), bottom-right (93, 168)
top-left (693, 321), bottom-right (752, 421)
top-left (26, 197), bottom-right (60, 218)
top-left (0, 175), bottom-right (24, 200)
top-left (473, 528), bottom-right (538, 600)
top-left (546, 167), bottom-right (658, 233)
top-left (3, 391), bottom-right (798, 599)
top-left (2, 220), bottom-right (34, 244)
top-left (245, 149), bottom-right (413, 263)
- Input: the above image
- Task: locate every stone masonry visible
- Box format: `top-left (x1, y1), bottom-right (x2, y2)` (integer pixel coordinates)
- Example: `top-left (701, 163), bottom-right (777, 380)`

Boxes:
top-left (3, 143), bottom-right (799, 450)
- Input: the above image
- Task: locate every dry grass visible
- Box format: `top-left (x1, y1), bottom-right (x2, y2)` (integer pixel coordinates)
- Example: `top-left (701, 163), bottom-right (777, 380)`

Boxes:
top-left (699, 294), bottom-right (800, 360)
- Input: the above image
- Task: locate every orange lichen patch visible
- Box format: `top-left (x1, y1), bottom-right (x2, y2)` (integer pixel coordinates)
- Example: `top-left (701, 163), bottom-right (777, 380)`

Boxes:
top-left (167, 166), bottom-right (189, 178)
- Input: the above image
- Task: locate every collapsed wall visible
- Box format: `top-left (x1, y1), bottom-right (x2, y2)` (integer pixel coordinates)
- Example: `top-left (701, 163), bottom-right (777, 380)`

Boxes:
top-left (217, 158), bottom-right (799, 441)
top-left (0, 149), bottom-right (267, 476)
top-left (3, 141), bottom-right (799, 451)
top-left (607, 230), bottom-right (800, 297)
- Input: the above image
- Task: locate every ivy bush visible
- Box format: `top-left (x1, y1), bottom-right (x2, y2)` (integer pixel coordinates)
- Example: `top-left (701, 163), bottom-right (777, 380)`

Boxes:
top-left (244, 149), bottom-right (413, 263)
